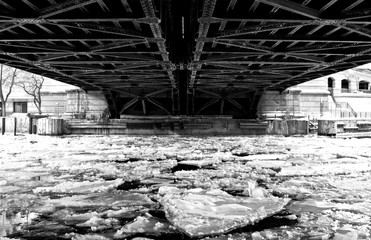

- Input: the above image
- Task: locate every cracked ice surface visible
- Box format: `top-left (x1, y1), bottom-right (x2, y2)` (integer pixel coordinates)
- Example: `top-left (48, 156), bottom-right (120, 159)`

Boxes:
top-left (0, 134), bottom-right (371, 239)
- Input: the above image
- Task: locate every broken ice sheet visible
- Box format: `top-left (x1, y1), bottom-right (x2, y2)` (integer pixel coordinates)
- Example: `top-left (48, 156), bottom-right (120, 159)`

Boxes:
top-left (7, 221), bottom-right (76, 239)
top-left (52, 210), bottom-right (101, 225)
top-left (52, 206), bottom-right (149, 226)
top-left (33, 179), bottom-right (124, 194)
top-left (277, 162), bottom-right (371, 177)
top-left (287, 199), bottom-right (338, 213)
top-left (44, 192), bottom-right (155, 209)
top-left (67, 233), bottom-right (111, 240)
top-left (270, 178), bottom-right (321, 199)
top-left (177, 158), bottom-right (220, 168)
top-left (76, 216), bottom-right (120, 231)
top-left (158, 187), bottom-right (290, 238)
top-left (201, 233), bottom-right (251, 240)
top-left (114, 214), bottom-right (179, 239)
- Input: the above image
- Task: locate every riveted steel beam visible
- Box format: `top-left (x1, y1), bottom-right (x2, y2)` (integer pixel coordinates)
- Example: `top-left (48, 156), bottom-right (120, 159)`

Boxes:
top-left (140, 0), bottom-right (175, 89)
top-left (39, 0), bottom-right (100, 18)
top-left (255, 0), bottom-right (320, 19)
top-left (0, 50), bottom-right (103, 90)
top-left (190, 0), bottom-right (218, 89)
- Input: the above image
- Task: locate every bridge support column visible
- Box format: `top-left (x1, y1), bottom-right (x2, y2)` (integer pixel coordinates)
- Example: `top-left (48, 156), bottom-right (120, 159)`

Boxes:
top-left (178, 70), bottom-right (189, 115)
top-left (257, 90), bottom-right (301, 119)
top-left (66, 90), bottom-right (108, 119)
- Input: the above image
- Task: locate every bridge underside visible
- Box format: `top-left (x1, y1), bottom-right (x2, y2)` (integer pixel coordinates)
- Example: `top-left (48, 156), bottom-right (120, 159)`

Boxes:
top-left (1, 0), bottom-right (371, 118)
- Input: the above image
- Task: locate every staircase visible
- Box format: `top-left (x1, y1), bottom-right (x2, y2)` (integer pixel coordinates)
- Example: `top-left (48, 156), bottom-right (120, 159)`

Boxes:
top-left (338, 102), bottom-right (357, 118)
top-left (329, 89), bottom-right (357, 118)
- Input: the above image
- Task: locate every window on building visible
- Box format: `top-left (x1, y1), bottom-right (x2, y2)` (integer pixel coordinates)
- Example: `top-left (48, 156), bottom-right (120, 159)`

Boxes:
top-left (341, 79), bottom-right (350, 93)
top-left (328, 77), bottom-right (335, 89)
top-left (13, 102), bottom-right (27, 113)
top-left (359, 81), bottom-right (369, 91)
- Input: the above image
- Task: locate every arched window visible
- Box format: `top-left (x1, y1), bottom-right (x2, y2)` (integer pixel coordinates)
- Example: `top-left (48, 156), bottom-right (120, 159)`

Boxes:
top-left (341, 79), bottom-right (350, 93)
top-left (328, 77), bottom-right (335, 89)
top-left (359, 81), bottom-right (369, 91)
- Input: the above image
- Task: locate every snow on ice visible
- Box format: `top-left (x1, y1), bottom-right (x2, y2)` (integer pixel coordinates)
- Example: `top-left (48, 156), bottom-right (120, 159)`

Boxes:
top-left (0, 134), bottom-right (371, 239)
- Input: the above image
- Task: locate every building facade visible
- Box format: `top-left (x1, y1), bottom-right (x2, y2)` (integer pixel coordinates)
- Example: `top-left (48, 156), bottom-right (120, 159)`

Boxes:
top-left (258, 66), bottom-right (371, 120)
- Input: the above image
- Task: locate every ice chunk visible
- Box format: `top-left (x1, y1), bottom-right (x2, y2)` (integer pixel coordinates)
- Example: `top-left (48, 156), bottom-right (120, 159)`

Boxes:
top-left (288, 199), bottom-right (337, 213)
top-left (33, 179), bottom-right (123, 194)
top-left (67, 233), bottom-right (111, 240)
top-left (277, 162), bottom-right (371, 176)
top-left (114, 214), bottom-right (178, 238)
top-left (159, 188), bottom-right (290, 238)
top-left (77, 216), bottom-right (119, 231)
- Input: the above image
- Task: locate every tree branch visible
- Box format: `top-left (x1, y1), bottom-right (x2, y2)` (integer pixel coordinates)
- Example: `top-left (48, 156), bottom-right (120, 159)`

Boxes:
top-left (4, 68), bottom-right (17, 103)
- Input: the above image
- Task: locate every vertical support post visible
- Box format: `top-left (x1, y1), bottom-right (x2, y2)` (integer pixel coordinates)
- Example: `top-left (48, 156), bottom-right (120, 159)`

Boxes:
top-left (220, 99), bottom-right (225, 115)
top-left (191, 88), bottom-right (195, 116)
top-left (1, 117), bottom-right (5, 135)
top-left (292, 93), bottom-right (295, 118)
top-left (177, 89), bottom-right (180, 116)
top-left (28, 115), bottom-right (32, 134)
top-left (171, 88), bottom-right (175, 115)
top-left (77, 90), bottom-right (80, 113)
top-left (186, 86), bottom-right (189, 116)
top-left (13, 117), bottom-right (17, 136)
top-left (142, 98), bottom-right (147, 116)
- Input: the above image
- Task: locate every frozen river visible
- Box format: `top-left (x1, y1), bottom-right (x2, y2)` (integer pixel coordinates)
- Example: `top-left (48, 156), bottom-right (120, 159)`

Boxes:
top-left (1, 134), bottom-right (371, 240)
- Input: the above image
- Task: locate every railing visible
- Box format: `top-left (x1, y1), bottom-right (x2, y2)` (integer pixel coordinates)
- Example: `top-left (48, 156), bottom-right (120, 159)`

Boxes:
top-left (329, 88), bottom-right (357, 118)
top-left (356, 112), bottom-right (371, 119)
top-left (329, 109), bottom-right (371, 119)
top-left (338, 102), bottom-right (357, 118)
top-left (329, 88), bottom-right (342, 108)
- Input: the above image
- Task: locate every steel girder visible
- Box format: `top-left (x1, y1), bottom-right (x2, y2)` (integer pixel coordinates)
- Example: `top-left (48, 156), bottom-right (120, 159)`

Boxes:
top-left (0, 0), bottom-right (371, 117)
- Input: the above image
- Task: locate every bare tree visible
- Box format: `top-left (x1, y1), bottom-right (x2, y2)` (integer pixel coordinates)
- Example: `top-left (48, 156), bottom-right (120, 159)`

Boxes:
top-left (18, 74), bottom-right (45, 114)
top-left (0, 64), bottom-right (17, 116)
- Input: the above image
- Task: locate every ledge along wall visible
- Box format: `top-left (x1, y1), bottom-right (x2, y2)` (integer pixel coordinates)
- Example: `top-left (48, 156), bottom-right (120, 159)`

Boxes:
top-left (318, 118), bottom-right (371, 137)
top-left (0, 115), bottom-right (310, 136)
top-left (65, 116), bottom-right (309, 136)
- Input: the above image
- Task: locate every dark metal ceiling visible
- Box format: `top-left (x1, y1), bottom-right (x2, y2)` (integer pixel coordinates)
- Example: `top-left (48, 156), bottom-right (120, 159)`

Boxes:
top-left (1, 0), bottom-right (371, 117)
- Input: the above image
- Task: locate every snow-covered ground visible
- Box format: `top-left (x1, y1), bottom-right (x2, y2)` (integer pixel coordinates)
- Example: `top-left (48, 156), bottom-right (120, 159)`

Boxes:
top-left (0, 134), bottom-right (370, 239)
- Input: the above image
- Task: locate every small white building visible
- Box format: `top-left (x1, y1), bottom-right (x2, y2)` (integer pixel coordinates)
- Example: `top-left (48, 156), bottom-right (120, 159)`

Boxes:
top-left (288, 67), bottom-right (371, 119)
top-left (258, 64), bottom-right (371, 120)
top-left (0, 68), bottom-right (111, 120)
top-left (2, 78), bottom-right (79, 117)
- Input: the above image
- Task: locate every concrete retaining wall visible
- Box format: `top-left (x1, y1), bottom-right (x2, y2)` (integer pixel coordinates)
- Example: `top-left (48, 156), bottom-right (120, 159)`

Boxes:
top-left (65, 117), bottom-right (309, 136)
top-left (318, 118), bottom-right (371, 136)
top-left (66, 90), bottom-right (108, 119)
top-left (66, 117), bottom-right (263, 135)
top-left (267, 119), bottom-right (309, 136)
top-left (0, 116), bottom-right (310, 137)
